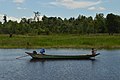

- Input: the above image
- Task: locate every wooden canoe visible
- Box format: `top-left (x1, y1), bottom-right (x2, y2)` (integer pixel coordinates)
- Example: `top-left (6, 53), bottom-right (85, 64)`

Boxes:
top-left (25, 52), bottom-right (100, 60)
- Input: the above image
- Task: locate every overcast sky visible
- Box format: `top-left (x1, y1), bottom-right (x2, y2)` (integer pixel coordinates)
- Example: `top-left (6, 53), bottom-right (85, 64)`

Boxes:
top-left (0, 0), bottom-right (120, 22)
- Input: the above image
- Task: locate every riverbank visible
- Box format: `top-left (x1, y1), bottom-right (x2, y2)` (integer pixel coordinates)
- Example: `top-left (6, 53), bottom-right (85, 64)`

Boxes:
top-left (0, 34), bottom-right (120, 49)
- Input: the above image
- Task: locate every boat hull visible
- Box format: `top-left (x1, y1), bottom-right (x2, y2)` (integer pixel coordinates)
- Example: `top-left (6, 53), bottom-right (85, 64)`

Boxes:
top-left (25, 52), bottom-right (100, 60)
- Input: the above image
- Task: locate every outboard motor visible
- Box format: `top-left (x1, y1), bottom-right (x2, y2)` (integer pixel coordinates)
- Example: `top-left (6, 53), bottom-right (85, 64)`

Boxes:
top-left (40, 48), bottom-right (45, 54)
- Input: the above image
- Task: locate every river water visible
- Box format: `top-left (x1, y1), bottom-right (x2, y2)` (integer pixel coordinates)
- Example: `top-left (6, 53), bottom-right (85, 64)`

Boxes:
top-left (0, 49), bottom-right (120, 80)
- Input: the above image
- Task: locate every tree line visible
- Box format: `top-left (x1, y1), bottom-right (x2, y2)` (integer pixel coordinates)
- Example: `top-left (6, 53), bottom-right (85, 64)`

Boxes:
top-left (0, 13), bottom-right (120, 35)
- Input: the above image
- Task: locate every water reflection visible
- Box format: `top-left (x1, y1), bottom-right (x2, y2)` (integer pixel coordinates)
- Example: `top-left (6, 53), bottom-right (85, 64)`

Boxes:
top-left (29, 58), bottom-right (96, 62)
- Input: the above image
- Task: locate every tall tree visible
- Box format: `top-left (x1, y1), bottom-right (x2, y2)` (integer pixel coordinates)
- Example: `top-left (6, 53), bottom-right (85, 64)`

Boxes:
top-left (34, 11), bottom-right (40, 21)
top-left (3, 14), bottom-right (7, 23)
top-left (94, 13), bottom-right (106, 33)
top-left (106, 13), bottom-right (120, 35)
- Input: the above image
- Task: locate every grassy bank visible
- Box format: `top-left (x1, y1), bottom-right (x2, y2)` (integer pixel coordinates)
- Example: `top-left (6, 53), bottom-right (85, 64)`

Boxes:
top-left (0, 34), bottom-right (120, 49)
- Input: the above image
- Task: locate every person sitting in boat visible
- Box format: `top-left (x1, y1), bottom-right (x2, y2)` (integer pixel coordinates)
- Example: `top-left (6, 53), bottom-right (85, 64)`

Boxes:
top-left (40, 48), bottom-right (45, 55)
top-left (91, 48), bottom-right (97, 55)
top-left (33, 51), bottom-right (37, 54)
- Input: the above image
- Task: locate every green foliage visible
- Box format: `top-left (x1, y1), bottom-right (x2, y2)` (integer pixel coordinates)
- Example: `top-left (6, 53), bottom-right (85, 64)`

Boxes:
top-left (0, 13), bottom-right (120, 35)
top-left (106, 13), bottom-right (120, 34)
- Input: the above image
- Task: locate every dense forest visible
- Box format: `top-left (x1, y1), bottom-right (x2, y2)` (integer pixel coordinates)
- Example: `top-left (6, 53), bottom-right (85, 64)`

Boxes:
top-left (0, 13), bottom-right (120, 35)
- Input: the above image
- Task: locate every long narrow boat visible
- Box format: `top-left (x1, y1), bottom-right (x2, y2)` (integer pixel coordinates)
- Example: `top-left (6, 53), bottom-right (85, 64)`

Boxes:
top-left (25, 52), bottom-right (100, 60)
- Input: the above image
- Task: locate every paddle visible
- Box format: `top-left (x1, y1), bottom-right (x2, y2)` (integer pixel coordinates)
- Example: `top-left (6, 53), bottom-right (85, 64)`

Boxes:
top-left (16, 55), bottom-right (29, 59)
